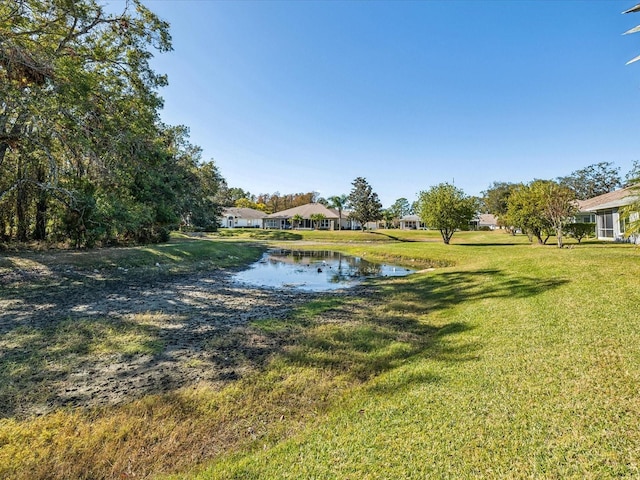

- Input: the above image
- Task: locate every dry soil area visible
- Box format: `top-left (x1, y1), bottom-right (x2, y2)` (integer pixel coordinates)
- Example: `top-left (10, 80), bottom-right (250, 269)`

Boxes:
top-left (0, 262), bottom-right (362, 418)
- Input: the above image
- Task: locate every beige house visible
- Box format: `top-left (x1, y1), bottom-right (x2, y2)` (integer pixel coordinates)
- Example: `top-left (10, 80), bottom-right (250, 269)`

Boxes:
top-left (264, 203), bottom-right (339, 230)
top-left (470, 213), bottom-right (499, 230)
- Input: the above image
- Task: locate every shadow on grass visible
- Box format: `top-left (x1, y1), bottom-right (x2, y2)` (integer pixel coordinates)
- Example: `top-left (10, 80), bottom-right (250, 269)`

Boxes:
top-left (457, 243), bottom-right (520, 247)
top-left (0, 262), bottom-right (568, 419)
top-left (382, 269), bottom-right (569, 314)
top-left (366, 231), bottom-right (419, 242)
top-left (216, 229), bottom-right (303, 241)
top-left (279, 268), bottom-right (568, 388)
top-left (250, 230), bottom-right (303, 240)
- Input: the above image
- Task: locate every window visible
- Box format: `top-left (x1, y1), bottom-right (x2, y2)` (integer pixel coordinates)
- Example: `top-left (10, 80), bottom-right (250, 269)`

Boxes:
top-left (597, 210), bottom-right (614, 238)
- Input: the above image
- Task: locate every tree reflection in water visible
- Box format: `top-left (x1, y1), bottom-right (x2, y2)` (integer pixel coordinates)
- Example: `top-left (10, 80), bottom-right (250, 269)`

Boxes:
top-left (233, 250), bottom-right (413, 292)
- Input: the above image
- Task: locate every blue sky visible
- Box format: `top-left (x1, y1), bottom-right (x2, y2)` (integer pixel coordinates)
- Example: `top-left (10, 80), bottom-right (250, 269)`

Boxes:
top-left (121, 1), bottom-right (640, 207)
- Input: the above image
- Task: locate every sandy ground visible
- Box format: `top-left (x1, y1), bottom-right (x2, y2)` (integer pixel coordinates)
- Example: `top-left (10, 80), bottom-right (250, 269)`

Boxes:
top-left (0, 263), bottom-right (362, 418)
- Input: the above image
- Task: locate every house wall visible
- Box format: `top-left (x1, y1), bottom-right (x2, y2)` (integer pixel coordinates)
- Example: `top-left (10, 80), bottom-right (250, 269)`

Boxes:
top-left (400, 220), bottom-right (420, 230)
top-left (264, 218), bottom-right (289, 229)
top-left (221, 216), bottom-right (263, 228)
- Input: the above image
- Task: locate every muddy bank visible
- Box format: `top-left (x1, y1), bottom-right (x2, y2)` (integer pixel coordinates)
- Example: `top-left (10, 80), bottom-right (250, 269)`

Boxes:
top-left (0, 264), bottom-right (365, 418)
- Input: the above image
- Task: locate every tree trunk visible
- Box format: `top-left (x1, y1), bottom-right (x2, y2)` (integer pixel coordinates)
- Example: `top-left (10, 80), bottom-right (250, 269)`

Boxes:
top-left (16, 183), bottom-right (28, 241)
top-left (33, 165), bottom-right (47, 240)
top-left (556, 227), bottom-right (563, 248)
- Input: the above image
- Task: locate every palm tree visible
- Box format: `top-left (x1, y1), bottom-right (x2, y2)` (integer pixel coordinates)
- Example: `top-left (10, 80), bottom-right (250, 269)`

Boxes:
top-left (310, 213), bottom-right (326, 230)
top-left (624, 4), bottom-right (640, 64)
top-left (328, 194), bottom-right (349, 231)
top-left (292, 214), bottom-right (303, 229)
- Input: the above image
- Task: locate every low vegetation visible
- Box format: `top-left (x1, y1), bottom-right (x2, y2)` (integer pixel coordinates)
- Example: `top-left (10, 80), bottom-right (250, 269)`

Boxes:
top-left (1, 230), bottom-right (640, 479)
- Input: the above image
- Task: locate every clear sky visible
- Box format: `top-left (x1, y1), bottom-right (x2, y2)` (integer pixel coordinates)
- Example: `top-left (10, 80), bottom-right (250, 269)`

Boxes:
top-left (115, 0), bottom-right (640, 207)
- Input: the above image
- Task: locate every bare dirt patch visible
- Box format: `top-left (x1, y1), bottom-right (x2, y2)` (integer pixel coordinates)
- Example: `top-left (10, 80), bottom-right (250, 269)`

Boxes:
top-left (0, 262), bottom-right (363, 419)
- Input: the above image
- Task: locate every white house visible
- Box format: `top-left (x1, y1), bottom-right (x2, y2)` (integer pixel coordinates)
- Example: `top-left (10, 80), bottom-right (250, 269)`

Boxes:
top-left (219, 207), bottom-right (266, 228)
top-left (399, 215), bottom-right (423, 230)
top-left (578, 186), bottom-right (639, 241)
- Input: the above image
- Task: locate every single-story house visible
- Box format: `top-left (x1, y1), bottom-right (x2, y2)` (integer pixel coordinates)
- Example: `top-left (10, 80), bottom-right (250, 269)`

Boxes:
top-left (399, 215), bottom-right (423, 230)
top-left (470, 213), bottom-right (499, 230)
top-left (577, 186), bottom-right (639, 241)
top-left (328, 208), bottom-right (355, 230)
top-left (219, 207), bottom-right (266, 228)
top-left (264, 203), bottom-right (339, 230)
top-left (342, 211), bottom-right (379, 230)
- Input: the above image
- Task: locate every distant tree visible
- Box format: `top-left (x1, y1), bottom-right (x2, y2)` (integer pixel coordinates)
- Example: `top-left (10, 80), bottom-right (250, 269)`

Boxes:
top-left (539, 181), bottom-right (577, 248)
top-left (417, 183), bottom-right (478, 244)
top-left (235, 198), bottom-right (259, 210)
top-left (504, 179), bottom-right (575, 246)
top-left (557, 162), bottom-right (621, 200)
top-left (255, 191), bottom-right (319, 213)
top-left (381, 209), bottom-right (395, 229)
top-left (624, 160), bottom-right (640, 186)
top-left (389, 198), bottom-right (412, 227)
top-left (217, 187), bottom-right (252, 207)
top-left (482, 182), bottom-right (517, 218)
top-left (183, 160), bottom-right (226, 232)
top-left (410, 200), bottom-right (420, 216)
top-left (348, 177), bottom-right (382, 231)
top-left (328, 194), bottom-right (349, 230)
top-left (504, 182), bottom-right (549, 244)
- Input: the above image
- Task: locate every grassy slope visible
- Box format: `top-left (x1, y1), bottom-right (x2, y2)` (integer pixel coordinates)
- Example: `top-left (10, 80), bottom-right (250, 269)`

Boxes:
top-left (182, 231), bottom-right (640, 479)
top-left (2, 230), bottom-right (640, 479)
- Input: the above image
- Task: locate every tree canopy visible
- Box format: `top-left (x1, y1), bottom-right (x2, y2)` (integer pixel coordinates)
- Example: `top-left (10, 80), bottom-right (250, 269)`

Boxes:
top-left (0, 0), bottom-right (227, 246)
top-left (504, 179), bottom-right (576, 247)
top-left (557, 162), bottom-right (621, 200)
top-left (418, 183), bottom-right (477, 244)
top-left (387, 197), bottom-right (412, 228)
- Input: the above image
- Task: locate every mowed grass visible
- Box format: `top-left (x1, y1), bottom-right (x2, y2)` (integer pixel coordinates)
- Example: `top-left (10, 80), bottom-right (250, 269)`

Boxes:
top-left (2, 230), bottom-right (640, 478)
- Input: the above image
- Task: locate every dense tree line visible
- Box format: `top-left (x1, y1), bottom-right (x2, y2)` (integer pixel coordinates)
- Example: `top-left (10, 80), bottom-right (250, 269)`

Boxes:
top-left (228, 191), bottom-right (321, 214)
top-left (0, 0), bottom-right (226, 247)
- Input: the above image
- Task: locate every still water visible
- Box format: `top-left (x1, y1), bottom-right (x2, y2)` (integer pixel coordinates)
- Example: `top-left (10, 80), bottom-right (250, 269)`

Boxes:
top-left (232, 249), bottom-right (414, 292)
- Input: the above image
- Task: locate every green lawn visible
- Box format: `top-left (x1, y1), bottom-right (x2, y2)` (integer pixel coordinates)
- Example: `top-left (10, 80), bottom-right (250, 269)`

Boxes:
top-left (179, 231), bottom-right (640, 479)
top-left (2, 230), bottom-right (640, 479)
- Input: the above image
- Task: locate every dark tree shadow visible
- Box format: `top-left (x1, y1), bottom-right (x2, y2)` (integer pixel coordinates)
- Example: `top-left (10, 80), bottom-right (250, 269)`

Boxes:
top-left (366, 231), bottom-right (419, 242)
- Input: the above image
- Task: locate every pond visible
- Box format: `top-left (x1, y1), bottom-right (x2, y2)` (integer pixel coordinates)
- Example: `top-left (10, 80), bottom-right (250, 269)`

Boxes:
top-left (232, 249), bottom-right (414, 292)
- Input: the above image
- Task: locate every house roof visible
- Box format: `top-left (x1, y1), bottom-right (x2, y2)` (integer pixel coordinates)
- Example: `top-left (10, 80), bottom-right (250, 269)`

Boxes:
top-left (221, 207), bottom-right (267, 220)
top-left (577, 186), bottom-right (640, 212)
top-left (399, 215), bottom-right (421, 222)
top-left (477, 213), bottom-right (498, 225)
top-left (265, 203), bottom-right (339, 219)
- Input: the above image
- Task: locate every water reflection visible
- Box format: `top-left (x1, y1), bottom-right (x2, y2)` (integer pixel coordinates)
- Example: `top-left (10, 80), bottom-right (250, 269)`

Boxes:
top-left (232, 249), bottom-right (414, 291)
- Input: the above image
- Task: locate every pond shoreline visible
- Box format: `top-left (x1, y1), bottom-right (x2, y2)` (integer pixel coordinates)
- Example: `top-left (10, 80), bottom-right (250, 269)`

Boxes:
top-left (0, 264), bottom-right (370, 419)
